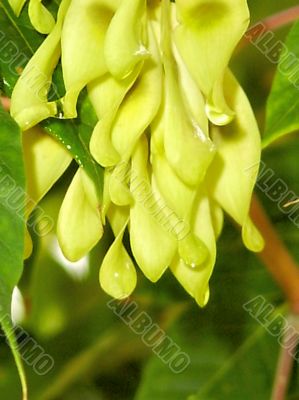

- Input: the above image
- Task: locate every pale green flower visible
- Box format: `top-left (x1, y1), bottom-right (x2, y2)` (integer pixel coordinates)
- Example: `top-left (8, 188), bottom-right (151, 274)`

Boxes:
top-left (22, 126), bottom-right (72, 258)
top-left (10, 0), bottom-right (71, 130)
top-left (57, 168), bottom-right (103, 261)
top-left (10, 0), bottom-right (264, 306)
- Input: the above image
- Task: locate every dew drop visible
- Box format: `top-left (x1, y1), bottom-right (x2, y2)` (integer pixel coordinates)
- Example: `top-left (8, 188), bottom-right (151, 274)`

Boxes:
top-left (178, 232), bottom-right (209, 269)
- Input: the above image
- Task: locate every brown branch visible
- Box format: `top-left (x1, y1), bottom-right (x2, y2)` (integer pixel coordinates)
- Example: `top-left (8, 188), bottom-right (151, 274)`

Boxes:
top-left (250, 195), bottom-right (299, 314)
top-left (255, 6), bottom-right (299, 32)
top-left (251, 198), bottom-right (299, 398)
top-left (270, 314), bottom-right (299, 400)
top-left (239, 6), bottom-right (299, 50)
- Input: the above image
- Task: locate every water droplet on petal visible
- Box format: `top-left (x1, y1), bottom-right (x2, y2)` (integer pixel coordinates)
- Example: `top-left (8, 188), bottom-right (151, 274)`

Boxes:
top-left (178, 232), bottom-right (209, 269)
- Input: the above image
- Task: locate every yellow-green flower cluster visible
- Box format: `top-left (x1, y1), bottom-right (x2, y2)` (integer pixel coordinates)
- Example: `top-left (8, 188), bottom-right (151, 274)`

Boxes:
top-left (10, 0), bottom-right (264, 306)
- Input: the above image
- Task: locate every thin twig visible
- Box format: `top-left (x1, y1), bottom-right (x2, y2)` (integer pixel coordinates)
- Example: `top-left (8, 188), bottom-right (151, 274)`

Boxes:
top-left (255, 6), bottom-right (299, 32)
top-left (250, 195), bottom-right (299, 314)
top-left (271, 314), bottom-right (299, 400)
top-left (239, 5), bottom-right (299, 50)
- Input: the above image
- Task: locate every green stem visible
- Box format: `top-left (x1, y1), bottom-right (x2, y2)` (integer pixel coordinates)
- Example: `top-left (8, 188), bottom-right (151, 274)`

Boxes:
top-left (1, 316), bottom-right (28, 400)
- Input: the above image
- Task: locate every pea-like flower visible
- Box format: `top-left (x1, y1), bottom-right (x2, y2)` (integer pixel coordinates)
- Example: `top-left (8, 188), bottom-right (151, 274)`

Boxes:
top-left (9, 0), bottom-right (264, 306)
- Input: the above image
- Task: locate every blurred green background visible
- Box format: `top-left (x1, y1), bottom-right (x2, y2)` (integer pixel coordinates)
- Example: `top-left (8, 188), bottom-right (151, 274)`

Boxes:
top-left (1, 1), bottom-right (299, 399)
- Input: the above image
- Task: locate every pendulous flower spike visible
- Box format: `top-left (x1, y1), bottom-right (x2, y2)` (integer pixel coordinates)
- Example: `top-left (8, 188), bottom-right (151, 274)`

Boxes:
top-left (11, 0), bottom-right (264, 306)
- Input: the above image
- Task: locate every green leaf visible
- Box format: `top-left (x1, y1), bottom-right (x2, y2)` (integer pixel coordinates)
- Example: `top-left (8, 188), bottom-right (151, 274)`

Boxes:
top-left (264, 20), bottom-right (299, 147)
top-left (41, 116), bottom-right (103, 199)
top-left (0, 0), bottom-right (103, 198)
top-left (0, 1), bottom-right (43, 93)
top-left (0, 104), bottom-right (27, 398)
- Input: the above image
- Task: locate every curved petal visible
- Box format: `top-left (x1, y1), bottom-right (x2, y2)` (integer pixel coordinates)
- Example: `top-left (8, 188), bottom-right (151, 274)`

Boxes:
top-left (129, 137), bottom-right (176, 282)
top-left (23, 126), bottom-right (72, 260)
top-left (174, 0), bottom-right (249, 122)
top-left (161, 2), bottom-right (215, 186)
top-left (23, 126), bottom-right (72, 221)
top-left (111, 22), bottom-right (162, 160)
top-left (171, 190), bottom-right (216, 307)
top-left (57, 168), bottom-right (103, 262)
top-left (152, 150), bottom-right (195, 220)
top-left (28, 0), bottom-right (55, 34)
top-left (88, 68), bottom-right (141, 167)
top-left (163, 73), bottom-right (215, 187)
top-left (151, 122), bottom-right (209, 265)
top-left (99, 220), bottom-right (137, 299)
top-left (90, 118), bottom-right (121, 168)
top-left (207, 70), bottom-right (264, 252)
top-left (173, 39), bottom-right (209, 136)
top-left (61, 0), bottom-right (120, 118)
top-left (10, 0), bottom-right (71, 130)
top-left (104, 0), bottom-right (148, 79)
